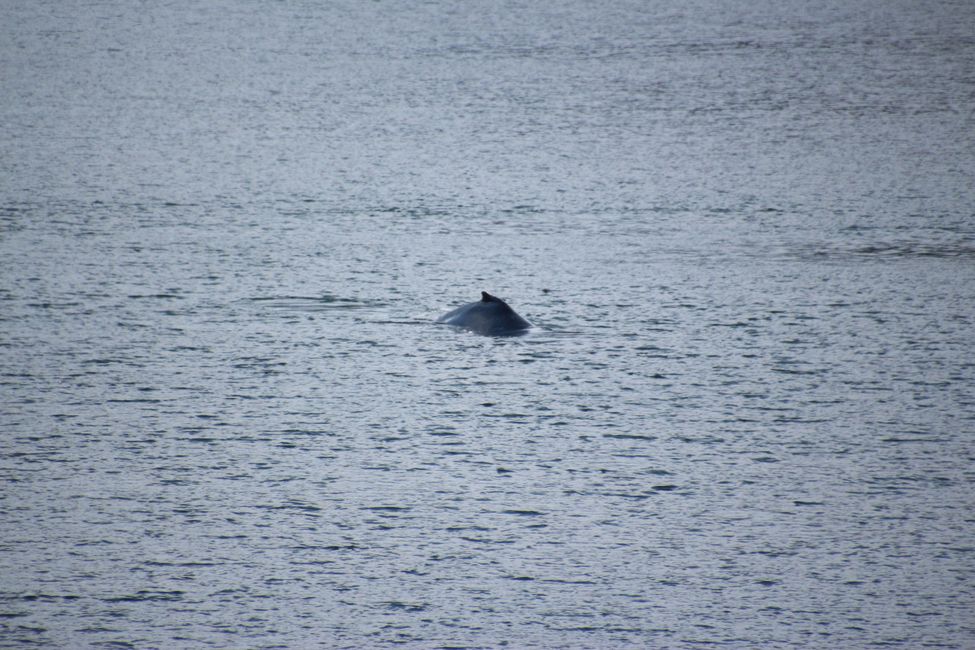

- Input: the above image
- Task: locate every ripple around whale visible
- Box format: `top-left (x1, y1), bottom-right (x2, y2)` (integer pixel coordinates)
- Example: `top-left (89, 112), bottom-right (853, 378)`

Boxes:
top-left (436, 291), bottom-right (532, 336)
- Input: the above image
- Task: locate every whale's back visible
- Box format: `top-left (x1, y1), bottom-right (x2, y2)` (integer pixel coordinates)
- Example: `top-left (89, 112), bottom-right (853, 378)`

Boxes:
top-left (437, 292), bottom-right (531, 336)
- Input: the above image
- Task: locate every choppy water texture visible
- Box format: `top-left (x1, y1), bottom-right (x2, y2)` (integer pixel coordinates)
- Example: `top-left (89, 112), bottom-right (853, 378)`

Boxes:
top-left (2, 0), bottom-right (974, 647)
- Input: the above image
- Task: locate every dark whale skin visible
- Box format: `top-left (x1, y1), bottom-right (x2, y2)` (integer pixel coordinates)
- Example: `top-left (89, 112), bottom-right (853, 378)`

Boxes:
top-left (436, 291), bottom-right (532, 336)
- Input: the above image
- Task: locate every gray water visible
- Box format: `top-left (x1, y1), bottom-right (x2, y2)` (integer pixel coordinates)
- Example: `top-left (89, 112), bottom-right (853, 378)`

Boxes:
top-left (2, 0), bottom-right (974, 647)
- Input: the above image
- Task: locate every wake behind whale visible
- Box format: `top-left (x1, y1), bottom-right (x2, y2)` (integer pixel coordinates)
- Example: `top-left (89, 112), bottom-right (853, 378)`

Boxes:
top-left (437, 291), bottom-right (532, 336)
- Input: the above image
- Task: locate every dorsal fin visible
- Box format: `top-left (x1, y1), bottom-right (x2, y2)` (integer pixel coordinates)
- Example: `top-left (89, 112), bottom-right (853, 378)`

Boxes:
top-left (481, 291), bottom-right (498, 303)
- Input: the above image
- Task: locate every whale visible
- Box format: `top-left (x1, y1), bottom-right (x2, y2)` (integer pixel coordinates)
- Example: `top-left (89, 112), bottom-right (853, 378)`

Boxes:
top-left (437, 291), bottom-right (532, 336)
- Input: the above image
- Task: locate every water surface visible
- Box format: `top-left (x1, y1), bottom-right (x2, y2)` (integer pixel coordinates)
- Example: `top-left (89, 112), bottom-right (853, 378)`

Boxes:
top-left (2, 0), bottom-right (974, 647)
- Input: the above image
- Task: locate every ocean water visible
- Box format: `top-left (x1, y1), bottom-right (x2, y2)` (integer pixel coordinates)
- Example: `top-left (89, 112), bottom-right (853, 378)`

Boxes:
top-left (2, 0), bottom-right (974, 647)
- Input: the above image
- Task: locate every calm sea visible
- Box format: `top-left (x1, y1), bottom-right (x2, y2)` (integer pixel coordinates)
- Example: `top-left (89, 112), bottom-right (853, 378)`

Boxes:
top-left (2, 0), bottom-right (974, 647)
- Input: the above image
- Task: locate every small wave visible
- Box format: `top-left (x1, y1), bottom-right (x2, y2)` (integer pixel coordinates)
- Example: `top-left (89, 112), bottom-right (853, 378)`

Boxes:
top-left (799, 240), bottom-right (975, 261)
top-left (852, 242), bottom-right (975, 258)
top-left (102, 591), bottom-right (185, 603)
top-left (249, 294), bottom-right (384, 312)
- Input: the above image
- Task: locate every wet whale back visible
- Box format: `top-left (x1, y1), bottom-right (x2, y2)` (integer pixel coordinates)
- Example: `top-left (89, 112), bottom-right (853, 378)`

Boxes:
top-left (437, 291), bottom-right (531, 336)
